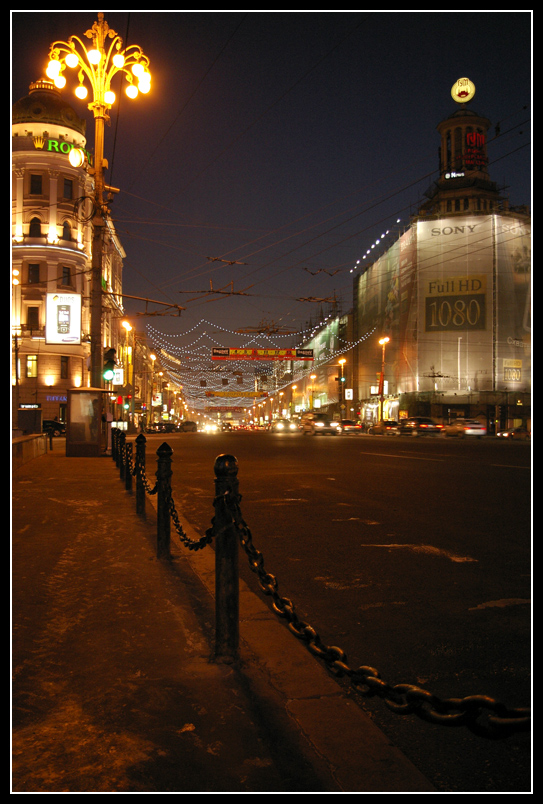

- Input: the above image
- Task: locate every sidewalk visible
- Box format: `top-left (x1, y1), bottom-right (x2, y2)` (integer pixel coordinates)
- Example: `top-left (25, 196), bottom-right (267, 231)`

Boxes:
top-left (12, 440), bottom-right (435, 793)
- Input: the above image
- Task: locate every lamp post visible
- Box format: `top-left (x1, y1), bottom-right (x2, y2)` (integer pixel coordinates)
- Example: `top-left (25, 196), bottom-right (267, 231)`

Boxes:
top-left (46, 13), bottom-right (151, 390)
top-left (378, 336), bottom-right (390, 422)
top-left (338, 358), bottom-right (346, 417)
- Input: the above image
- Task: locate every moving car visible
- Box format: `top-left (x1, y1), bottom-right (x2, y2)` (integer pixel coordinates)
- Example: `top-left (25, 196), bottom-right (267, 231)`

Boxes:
top-left (43, 419), bottom-right (65, 436)
top-left (369, 420), bottom-right (399, 435)
top-left (179, 420), bottom-right (197, 432)
top-left (340, 419), bottom-right (363, 434)
top-left (395, 417), bottom-right (443, 436)
top-left (271, 419), bottom-right (299, 432)
top-left (301, 412), bottom-right (342, 435)
top-left (497, 426), bottom-right (531, 441)
top-left (444, 418), bottom-right (487, 438)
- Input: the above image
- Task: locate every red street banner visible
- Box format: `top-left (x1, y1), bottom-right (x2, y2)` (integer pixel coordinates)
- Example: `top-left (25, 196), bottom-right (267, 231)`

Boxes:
top-left (212, 347), bottom-right (313, 361)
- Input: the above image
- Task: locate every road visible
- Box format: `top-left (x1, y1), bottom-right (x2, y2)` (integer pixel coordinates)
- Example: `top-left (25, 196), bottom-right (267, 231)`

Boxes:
top-left (138, 429), bottom-right (532, 792)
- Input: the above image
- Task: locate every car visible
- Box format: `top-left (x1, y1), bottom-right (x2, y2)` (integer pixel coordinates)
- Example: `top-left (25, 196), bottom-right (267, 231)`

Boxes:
top-left (301, 412), bottom-right (342, 435)
top-left (179, 420), bottom-right (197, 432)
top-left (497, 426), bottom-right (531, 441)
top-left (202, 422), bottom-right (219, 433)
top-left (444, 418), bottom-right (487, 438)
top-left (369, 420), bottom-right (399, 435)
top-left (340, 419), bottom-right (363, 434)
top-left (43, 419), bottom-right (65, 436)
top-left (271, 419), bottom-right (299, 432)
top-left (395, 416), bottom-right (443, 436)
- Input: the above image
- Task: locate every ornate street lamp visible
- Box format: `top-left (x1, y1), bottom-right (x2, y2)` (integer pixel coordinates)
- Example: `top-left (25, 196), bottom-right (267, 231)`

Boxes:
top-left (46, 13), bottom-right (152, 389)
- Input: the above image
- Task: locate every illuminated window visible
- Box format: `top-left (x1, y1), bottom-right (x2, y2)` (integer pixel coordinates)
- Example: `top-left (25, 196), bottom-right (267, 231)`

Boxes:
top-left (26, 355), bottom-right (38, 378)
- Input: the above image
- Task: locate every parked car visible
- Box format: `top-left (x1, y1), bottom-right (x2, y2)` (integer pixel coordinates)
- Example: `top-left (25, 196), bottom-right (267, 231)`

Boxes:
top-left (179, 420), bottom-right (197, 432)
top-left (340, 419), bottom-right (363, 434)
top-left (395, 417), bottom-right (443, 436)
top-left (301, 412), bottom-right (342, 435)
top-left (444, 418), bottom-right (487, 438)
top-left (271, 419), bottom-right (299, 432)
top-left (369, 420), bottom-right (399, 435)
top-left (43, 419), bottom-right (65, 436)
top-left (497, 426), bottom-right (531, 441)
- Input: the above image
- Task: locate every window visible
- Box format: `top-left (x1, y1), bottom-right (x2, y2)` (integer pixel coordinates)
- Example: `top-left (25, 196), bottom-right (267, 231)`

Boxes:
top-left (28, 263), bottom-right (40, 283)
top-left (29, 218), bottom-right (42, 237)
top-left (61, 265), bottom-right (72, 286)
top-left (63, 178), bottom-right (73, 199)
top-left (26, 307), bottom-right (40, 330)
top-left (61, 356), bottom-right (69, 379)
top-left (30, 174), bottom-right (43, 194)
top-left (26, 355), bottom-right (38, 378)
top-left (62, 221), bottom-right (71, 241)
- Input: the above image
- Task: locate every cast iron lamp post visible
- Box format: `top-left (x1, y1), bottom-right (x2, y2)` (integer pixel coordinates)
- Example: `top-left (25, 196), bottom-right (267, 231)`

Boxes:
top-left (46, 12), bottom-right (151, 389)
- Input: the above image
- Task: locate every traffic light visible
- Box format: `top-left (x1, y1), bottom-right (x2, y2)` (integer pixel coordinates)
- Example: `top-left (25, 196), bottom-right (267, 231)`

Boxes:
top-left (103, 348), bottom-right (116, 381)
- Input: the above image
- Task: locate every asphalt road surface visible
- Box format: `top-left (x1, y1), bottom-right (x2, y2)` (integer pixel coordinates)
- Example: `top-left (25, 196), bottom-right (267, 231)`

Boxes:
top-left (138, 429), bottom-right (532, 792)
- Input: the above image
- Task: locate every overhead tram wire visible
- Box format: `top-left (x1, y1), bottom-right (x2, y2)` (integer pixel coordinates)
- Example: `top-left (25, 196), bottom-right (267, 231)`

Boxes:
top-left (116, 107), bottom-right (529, 315)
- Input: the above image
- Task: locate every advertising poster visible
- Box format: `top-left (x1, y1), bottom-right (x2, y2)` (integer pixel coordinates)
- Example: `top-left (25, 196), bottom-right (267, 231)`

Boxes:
top-left (45, 292), bottom-right (81, 345)
top-left (416, 216), bottom-right (493, 392)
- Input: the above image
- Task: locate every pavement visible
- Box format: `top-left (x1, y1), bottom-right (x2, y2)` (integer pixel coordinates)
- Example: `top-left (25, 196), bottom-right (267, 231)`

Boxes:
top-left (11, 438), bottom-right (435, 793)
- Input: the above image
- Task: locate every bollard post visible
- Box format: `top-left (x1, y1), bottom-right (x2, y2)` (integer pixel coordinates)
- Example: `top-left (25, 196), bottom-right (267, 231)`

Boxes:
top-left (135, 433), bottom-right (146, 517)
top-left (125, 442), bottom-right (133, 493)
top-left (213, 454), bottom-right (239, 663)
top-left (156, 442), bottom-right (173, 559)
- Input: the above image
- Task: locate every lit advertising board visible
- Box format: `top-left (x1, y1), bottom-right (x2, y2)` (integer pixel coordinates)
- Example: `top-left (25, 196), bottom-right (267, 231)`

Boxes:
top-left (211, 348), bottom-right (313, 360)
top-left (45, 292), bottom-right (82, 345)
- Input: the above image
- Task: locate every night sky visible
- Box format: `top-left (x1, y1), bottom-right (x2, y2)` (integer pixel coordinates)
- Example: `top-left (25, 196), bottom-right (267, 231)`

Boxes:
top-left (11, 11), bottom-right (532, 349)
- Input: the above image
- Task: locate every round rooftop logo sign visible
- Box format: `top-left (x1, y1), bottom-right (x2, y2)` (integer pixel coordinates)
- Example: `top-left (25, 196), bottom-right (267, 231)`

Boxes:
top-left (451, 77), bottom-right (476, 104)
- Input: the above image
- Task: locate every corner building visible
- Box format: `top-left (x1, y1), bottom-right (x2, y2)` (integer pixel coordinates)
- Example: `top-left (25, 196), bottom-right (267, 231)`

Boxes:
top-left (353, 103), bottom-right (531, 433)
top-left (12, 79), bottom-right (125, 427)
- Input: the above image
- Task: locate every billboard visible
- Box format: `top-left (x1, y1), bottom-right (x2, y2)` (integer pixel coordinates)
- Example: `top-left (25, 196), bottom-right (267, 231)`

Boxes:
top-left (45, 292), bottom-right (82, 345)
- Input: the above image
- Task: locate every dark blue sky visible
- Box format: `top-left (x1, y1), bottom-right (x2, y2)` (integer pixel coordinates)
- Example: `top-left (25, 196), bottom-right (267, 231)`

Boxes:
top-left (12, 11), bottom-right (532, 344)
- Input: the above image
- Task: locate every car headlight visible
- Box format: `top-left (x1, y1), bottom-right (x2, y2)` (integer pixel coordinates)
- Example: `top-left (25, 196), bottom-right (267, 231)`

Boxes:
top-left (315, 421), bottom-right (324, 427)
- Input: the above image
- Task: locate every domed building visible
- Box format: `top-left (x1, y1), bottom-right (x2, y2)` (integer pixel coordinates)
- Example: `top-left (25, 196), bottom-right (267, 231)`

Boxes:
top-left (350, 90), bottom-right (531, 433)
top-left (12, 79), bottom-right (125, 430)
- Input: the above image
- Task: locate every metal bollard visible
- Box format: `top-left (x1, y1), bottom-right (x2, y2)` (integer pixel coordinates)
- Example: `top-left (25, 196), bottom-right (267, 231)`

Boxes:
top-left (135, 433), bottom-right (146, 517)
top-left (213, 454), bottom-right (239, 663)
top-left (111, 427), bottom-right (117, 462)
top-left (156, 442), bottom-right (172, 559)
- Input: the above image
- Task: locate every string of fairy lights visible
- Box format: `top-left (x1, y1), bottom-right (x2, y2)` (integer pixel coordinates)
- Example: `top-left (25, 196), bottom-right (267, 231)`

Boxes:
top-left (147, 318), bottom-right (376, 412)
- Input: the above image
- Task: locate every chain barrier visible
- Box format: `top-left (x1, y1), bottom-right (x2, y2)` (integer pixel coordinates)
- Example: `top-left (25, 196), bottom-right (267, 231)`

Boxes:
top-left (111, 430), bottom-right (530, 738)
top-left (116, 429), bottom-right (213, 551)
top-left (216, 489), bottom-right (531, 739)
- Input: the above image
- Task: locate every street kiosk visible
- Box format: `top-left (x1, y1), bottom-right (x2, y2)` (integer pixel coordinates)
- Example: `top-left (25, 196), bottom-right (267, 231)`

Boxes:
top-left (66, 388), bottom-right (111, 457)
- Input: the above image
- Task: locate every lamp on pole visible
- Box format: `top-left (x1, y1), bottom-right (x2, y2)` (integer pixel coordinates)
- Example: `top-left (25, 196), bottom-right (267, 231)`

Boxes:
top-left (46, 13), bottom-right (152, 390)
top-left (338, 358), bottom-right (346, 416)
top-left (378, 336), bottom-right (390, 422)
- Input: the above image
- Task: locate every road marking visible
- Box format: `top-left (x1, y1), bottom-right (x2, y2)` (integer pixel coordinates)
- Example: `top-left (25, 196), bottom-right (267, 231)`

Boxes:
top-left (361, 543), bottom-right (477, 562)
top-left (469, 598), bottom-right (530, 610)
top-left (360, 452), bottom-right (445, 462)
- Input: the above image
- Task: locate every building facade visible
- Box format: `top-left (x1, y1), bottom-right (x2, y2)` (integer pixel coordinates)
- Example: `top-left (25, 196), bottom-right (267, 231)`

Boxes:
top-left (352, 102), bottom-right (531, 433)
top-left (12, 79), bottom-right (125, 430)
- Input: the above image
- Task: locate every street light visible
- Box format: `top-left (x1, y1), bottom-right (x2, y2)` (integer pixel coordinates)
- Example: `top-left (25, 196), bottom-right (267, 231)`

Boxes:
top-left (46, 13), bottom-right (152, 390)
top-left (378, 336), bottom-right (390, 422)
top-left (338, 359), bottom-right (346, 416)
